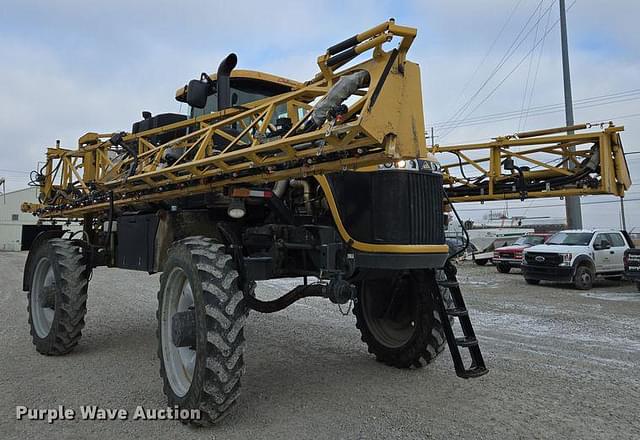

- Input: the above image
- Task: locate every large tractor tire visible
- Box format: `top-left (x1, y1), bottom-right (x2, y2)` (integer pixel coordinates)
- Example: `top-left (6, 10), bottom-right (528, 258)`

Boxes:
top-left (354, 270), bottom-right (446, 369)
top-left (157, 237), bottom-right (250, 425)
top-left (27, 238), bottom-right (89, 355)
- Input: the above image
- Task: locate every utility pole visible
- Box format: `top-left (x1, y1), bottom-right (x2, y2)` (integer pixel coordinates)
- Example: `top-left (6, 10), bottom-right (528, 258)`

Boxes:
top-left (620, 197), bottom-right (627, 230)
top-left (428, 126), bottom-right (437, 148)
top-left (559, 0), bottom-right (582, 229)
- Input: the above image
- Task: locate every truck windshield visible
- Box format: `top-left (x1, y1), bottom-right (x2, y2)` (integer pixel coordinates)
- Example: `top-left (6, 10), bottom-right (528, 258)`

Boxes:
top-left (514, 236), bottom-right (545, 246)
top-left (546, 232), bottom-right (593, 246)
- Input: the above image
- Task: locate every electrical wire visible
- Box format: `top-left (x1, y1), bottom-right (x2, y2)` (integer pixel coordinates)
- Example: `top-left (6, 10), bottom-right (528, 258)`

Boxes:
top-left (434, 93), bottom-right (640, 130)
top-left (455, 197), bottom-right (640, 212)
top-left (444, 0), bottom-right (525, 121)
top-left (432, 89), bottom-right (640, 128)
top-left (440, 0), bottom-right (578, 140)
top-left (517, 1), bottom-right (545, 132)
top-left (440, 0), bottom-right (555, 136)
top-left (520, 1), bottom-right (554, 131)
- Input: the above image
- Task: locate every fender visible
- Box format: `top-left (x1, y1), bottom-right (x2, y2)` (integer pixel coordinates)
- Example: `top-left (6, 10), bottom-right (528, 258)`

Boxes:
top-left (571, 254), bottom-right (596, 278)
top-left (22, 229), bottom-right (65, 291)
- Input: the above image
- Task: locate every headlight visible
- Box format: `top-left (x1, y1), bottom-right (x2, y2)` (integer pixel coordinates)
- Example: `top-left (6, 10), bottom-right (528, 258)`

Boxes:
top-left (378, 159), bottom-right (432, 171)
top-left (559, 253), bottom-right (572, 265)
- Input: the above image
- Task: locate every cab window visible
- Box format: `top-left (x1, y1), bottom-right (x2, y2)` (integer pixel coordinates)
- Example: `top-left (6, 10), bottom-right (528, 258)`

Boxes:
top-left (593, 234), bottom-right (610, 248)
top-left (607, 233), bottom-right (626, 247)
top-left (190, 79), bottom-right (291, 121)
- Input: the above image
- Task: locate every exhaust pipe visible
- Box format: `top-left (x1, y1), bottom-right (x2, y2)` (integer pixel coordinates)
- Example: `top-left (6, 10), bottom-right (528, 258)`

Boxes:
top-left (217, 53), bottom-right (237, 111)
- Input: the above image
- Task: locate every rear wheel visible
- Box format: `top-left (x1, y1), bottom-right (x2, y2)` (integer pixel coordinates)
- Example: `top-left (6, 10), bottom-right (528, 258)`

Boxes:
top-left (474, 258), bottom-right (488, 266)
top-left (353, 271), bottom-right (445, 368)
top-left (573, 265), bottom-right (594, 290)
top-left (27, 238), bottom-right (88, 355)
top-left (157, 237), bottom-right (250, 425)
top-left (497, 263), bottom-right (511, 274)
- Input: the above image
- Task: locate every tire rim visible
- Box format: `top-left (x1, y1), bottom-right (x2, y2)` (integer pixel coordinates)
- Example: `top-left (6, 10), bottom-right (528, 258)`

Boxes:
top-left (161, 267), bottom-right (196, 397)
top-left (31, 257), bottom-right (56, 338)
top-left (360, 275), bottom-right (417, 349)
top-left (580, 271), bottom-right (592, 286)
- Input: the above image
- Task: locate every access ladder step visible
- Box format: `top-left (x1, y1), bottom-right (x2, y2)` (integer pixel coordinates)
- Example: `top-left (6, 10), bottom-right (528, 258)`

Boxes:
top-left (460, 366), bottom-right (489, 379)
top-left (455, 336), bottom-right (479, 348)
top-left (438, 280), bottom-right (459, 289)
top-left (445, 307), bottom-right (468, 317)
top-left (431, 263), bottom-right (488, 379)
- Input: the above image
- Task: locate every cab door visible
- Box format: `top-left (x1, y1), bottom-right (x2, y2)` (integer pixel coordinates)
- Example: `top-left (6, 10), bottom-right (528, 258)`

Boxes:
top-left (592, 233), bottom-right (613, 272)
top-left (605, 232), bottom-right (627, 272)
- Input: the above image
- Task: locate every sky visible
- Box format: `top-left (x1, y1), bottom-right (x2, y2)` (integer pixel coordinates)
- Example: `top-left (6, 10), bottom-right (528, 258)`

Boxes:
top-left (0, 0), bottom-right (638, 230)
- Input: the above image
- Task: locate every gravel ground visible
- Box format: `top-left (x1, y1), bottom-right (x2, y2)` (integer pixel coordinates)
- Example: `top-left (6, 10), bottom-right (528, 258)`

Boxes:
top-left (1, 250), bottom-right (639, 439)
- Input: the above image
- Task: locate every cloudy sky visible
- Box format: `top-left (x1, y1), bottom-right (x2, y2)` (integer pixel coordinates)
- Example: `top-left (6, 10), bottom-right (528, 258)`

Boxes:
top-left (1, 0), bottom-right (638, 230)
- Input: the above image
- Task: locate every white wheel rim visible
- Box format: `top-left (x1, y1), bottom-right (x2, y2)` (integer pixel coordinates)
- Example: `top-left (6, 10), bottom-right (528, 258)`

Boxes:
top-left (161, 267), bottom-right (196, 397)
top-left (31, 257), bottom-right (56, 338)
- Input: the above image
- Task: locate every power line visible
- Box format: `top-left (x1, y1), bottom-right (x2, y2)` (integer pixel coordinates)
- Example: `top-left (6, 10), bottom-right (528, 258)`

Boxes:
top-left (434, 94), bottom-right (640, 130)
top-left (439, 110), bottom-right (640, 145)
top-left (432, 88), bottom-right (640, 127)
top-left (440, 0), bottom-right (552, 134)
top-left (518, 1), bottom-right (547, 132)
top-left (441, 0), bottom-right (578, 140)
top-left (0, 168), bottom-right (30, 174)
top-left (454, 197), bottom-right (640, 212)
top-left (521, 2), bottom-right (554, 130)
top-left (446, 0), bottom-right (526, 122)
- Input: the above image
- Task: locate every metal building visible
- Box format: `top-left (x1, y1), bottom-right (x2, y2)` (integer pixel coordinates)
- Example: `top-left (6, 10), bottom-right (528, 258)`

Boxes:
top-left (0, 187), bottom-right (60, 251)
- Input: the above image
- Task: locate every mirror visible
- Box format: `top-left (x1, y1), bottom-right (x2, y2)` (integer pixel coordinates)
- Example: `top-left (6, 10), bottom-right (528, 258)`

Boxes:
top-left (186, 73), bottom-right (215, 109)
top-left (186, 79), bottom-right (210, 109)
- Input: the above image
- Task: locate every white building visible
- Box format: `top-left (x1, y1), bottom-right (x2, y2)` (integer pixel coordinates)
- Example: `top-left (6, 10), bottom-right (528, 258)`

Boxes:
top-left (0, 187), bottom-right (61, 251)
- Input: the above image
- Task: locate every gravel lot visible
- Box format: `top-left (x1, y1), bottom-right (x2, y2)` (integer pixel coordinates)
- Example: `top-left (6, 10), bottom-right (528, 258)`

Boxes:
top-left (2, 250), bottom-right (639, 439)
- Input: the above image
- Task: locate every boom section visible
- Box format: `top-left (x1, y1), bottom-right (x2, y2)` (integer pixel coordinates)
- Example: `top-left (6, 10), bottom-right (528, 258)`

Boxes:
top-left (434, 124), bottom-right (631, 203)
top-left (27, 20), bottom-right (426, 218)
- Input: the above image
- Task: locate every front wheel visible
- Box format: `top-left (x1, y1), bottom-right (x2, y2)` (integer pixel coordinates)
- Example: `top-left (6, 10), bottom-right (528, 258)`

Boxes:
top-left (353, 271), bottom-right (445, 369)
top-left (27, 238), bottom-right (89, 355)
top-left (157, 237), bottom-right (249, 425)
top-left (496, 263), bottom-right (511, 274)
top-left (573, 265), bottom-right (594, 290)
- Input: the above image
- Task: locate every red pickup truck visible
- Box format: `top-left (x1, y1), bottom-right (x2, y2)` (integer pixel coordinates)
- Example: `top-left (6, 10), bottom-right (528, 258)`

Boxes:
top-left (493, 233), bottom-right (551, 273)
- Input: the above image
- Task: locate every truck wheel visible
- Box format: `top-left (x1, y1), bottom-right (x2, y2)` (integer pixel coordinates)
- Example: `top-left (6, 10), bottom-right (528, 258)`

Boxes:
top-left (474, 258), bottom-right (488, 266)
top-left (27, 238), bottom-right (88, 355)
top-left (353, 271), bottom-right (445, 369)
top-left (637, 282), bottom-right (640, 292)
top-left (525, 278), bottom-right (540, 285)
top-left (157, 237), bottom-right (249, 425)
top-left (497, 263), bottom-right (511, 274)
top-left (573, 265), bottom-right (594, 290)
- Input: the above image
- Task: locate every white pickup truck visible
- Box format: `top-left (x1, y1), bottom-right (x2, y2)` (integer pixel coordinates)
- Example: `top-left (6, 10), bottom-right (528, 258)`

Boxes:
top-left (521, 229), bottom-right (632, 290)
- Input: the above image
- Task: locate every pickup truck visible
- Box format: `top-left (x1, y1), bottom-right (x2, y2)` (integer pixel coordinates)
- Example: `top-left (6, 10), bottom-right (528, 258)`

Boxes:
top-left (624, 248), bottom-right (640, 291)
top-left (521, 229), bottom-right (631, 290)
top-left (493, 233), bottom-right (551, 273)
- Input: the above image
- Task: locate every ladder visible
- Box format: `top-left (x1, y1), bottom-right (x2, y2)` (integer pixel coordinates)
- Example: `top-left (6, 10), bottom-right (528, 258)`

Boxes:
top-left (431, 262), bottom-right (488, 378)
